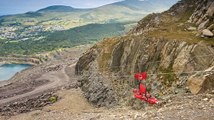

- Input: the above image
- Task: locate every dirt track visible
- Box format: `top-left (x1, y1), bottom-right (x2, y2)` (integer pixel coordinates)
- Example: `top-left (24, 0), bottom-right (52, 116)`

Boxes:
top-left (0, 45), bottom-right (90, 108)
top-left (0, 89), bottom-right (213, 120)
top-left (0, 63), bottom-right (77, 106)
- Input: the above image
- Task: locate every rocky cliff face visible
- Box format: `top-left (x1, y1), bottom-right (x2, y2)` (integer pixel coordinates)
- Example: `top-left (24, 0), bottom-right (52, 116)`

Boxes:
top-left (189, 0), bottom-right (214, 30)
top-left (76, 0), bottom-right (214, 107)
top-left (188, 0), bottom-right (214, 37)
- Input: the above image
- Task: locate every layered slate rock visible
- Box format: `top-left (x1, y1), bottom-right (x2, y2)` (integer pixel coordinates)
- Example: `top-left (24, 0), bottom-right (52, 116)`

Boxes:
top-left (188, 0), bottom-right (214, 37)
top-left (187, 66), bottom-right (214, 94)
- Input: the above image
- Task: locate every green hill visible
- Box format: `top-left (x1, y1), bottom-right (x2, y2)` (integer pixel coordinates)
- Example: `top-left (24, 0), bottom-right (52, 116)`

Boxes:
top-left (0, 0), bottom-right (178, 29)
top-left (0, 23), bottom-right (126, 55)
top-left (0, 0), bottom-right (178, 56)
top-left (37, 5), bottom-right (77, 13)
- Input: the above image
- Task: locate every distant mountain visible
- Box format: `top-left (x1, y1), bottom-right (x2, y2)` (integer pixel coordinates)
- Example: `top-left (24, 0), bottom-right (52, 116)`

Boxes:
top-left (0, 0), bottom-right (179, 28)
top-left (34, 0), bottom-right (178, 13)
top-left (113, 0), bottom-right (179, 12)
top-left (0, 0), bottom-right (179, 55)
top-left (37, 5), bottom-right (78, 13)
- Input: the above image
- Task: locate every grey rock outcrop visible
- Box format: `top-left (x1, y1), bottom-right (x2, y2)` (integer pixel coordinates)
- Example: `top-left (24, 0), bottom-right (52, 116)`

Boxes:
top-left (187, 66), bottom-right (214, 94)
top-left (76, 36), bottom-right (214, 106)
top-left (78, 61), bottom-right (117, 107)
top-left (202, 29), bottom-right (214, 37)
top-left (0, 93), bottom-right (56, 116)
top-left (188, 0), bottom-right (214, 36)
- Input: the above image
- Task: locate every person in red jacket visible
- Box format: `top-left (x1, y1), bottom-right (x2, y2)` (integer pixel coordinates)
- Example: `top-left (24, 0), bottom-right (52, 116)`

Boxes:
top-left (132, 72), bottom-right (158, 104)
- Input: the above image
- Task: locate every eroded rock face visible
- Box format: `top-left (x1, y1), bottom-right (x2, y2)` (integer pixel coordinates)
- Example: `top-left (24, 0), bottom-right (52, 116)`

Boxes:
top-left (76, 36), bottom-right (214, 107)
top-left (77, 61), bottom-right (117, 107)
top-left (75, 47), bottom-right (99, 75)
top-left (0, 57), bottom-right (41, 65)
top-left (75, 0), bottom-right (214, 107)
top-left (187, 66), bottom-right (214, 94)
top-left (189, 0), bottom-right (214, 36)
top-left (173, 42), bottom-right (214, 75)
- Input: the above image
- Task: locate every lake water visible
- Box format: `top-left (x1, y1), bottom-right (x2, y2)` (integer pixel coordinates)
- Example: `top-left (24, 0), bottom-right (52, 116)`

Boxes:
top-left (0, 64), bottom-right (32, 81)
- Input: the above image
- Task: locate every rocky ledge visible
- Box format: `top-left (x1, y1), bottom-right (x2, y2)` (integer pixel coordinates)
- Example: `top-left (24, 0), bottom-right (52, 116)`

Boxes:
top-left (0, 92), bottom-right (57, 116)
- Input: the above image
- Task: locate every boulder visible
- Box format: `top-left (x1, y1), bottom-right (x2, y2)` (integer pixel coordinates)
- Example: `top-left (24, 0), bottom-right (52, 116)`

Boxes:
top-left (187, 26), bottom-right (197, 31)
top-left (202, 29), bottom-right (214, 37)
top-left (187, 67), bottom-right (214, 94)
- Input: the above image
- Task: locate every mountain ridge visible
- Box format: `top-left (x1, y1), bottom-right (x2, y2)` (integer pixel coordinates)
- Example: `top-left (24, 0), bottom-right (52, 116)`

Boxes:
top-left (113, 0), bottom-right (178, 12)
top-left (37, 5), bottom-right (77, 12)
top-left (0, 0), bottom-right (178, 16)
top-left (36, 5), bottom-right (93, 13)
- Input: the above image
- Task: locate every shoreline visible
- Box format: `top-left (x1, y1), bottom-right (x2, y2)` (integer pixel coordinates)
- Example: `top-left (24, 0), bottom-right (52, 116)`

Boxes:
top-left (0, 63), bottom-right (35, 82)
top-left (0, 61), bottom-right (37, 66)
top-left (0, 63), bottom-right (34, 85)
top-left (0, 44), bottom-right (91, 115)
top-left (0, 44), bottom-right (93, 83)
top-left (0, 58), bottom-right (41, 66)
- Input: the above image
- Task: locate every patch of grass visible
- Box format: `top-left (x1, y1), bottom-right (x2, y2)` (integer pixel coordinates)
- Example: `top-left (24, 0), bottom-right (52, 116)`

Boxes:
top-left (142, 5), bottom-right (214, 45)
top-left (8, 40), bottom-right (19, 43)
top-left (49, 96), bottom-right (58, 103)
top-left (159, 68), bottom-right (178, 87)
top-left (148, 25), bottom-right (214, 45)
top-left (146, 14), bottom-right (214, 45)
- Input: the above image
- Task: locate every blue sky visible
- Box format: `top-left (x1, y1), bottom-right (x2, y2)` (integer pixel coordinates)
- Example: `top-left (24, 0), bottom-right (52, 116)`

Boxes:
top-left (0, 0), bottom-right (123, 15)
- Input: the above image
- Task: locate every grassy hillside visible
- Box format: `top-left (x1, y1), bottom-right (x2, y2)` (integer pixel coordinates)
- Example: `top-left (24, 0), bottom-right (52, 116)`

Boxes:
top-left (0, 23), bottom-right (126, 56)
top-left (0, 4), bottom-right (147, 29)
top-left (0, 0), bottom-right (179, 56)
top-left (0, 0), bottom-right (177, 30)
